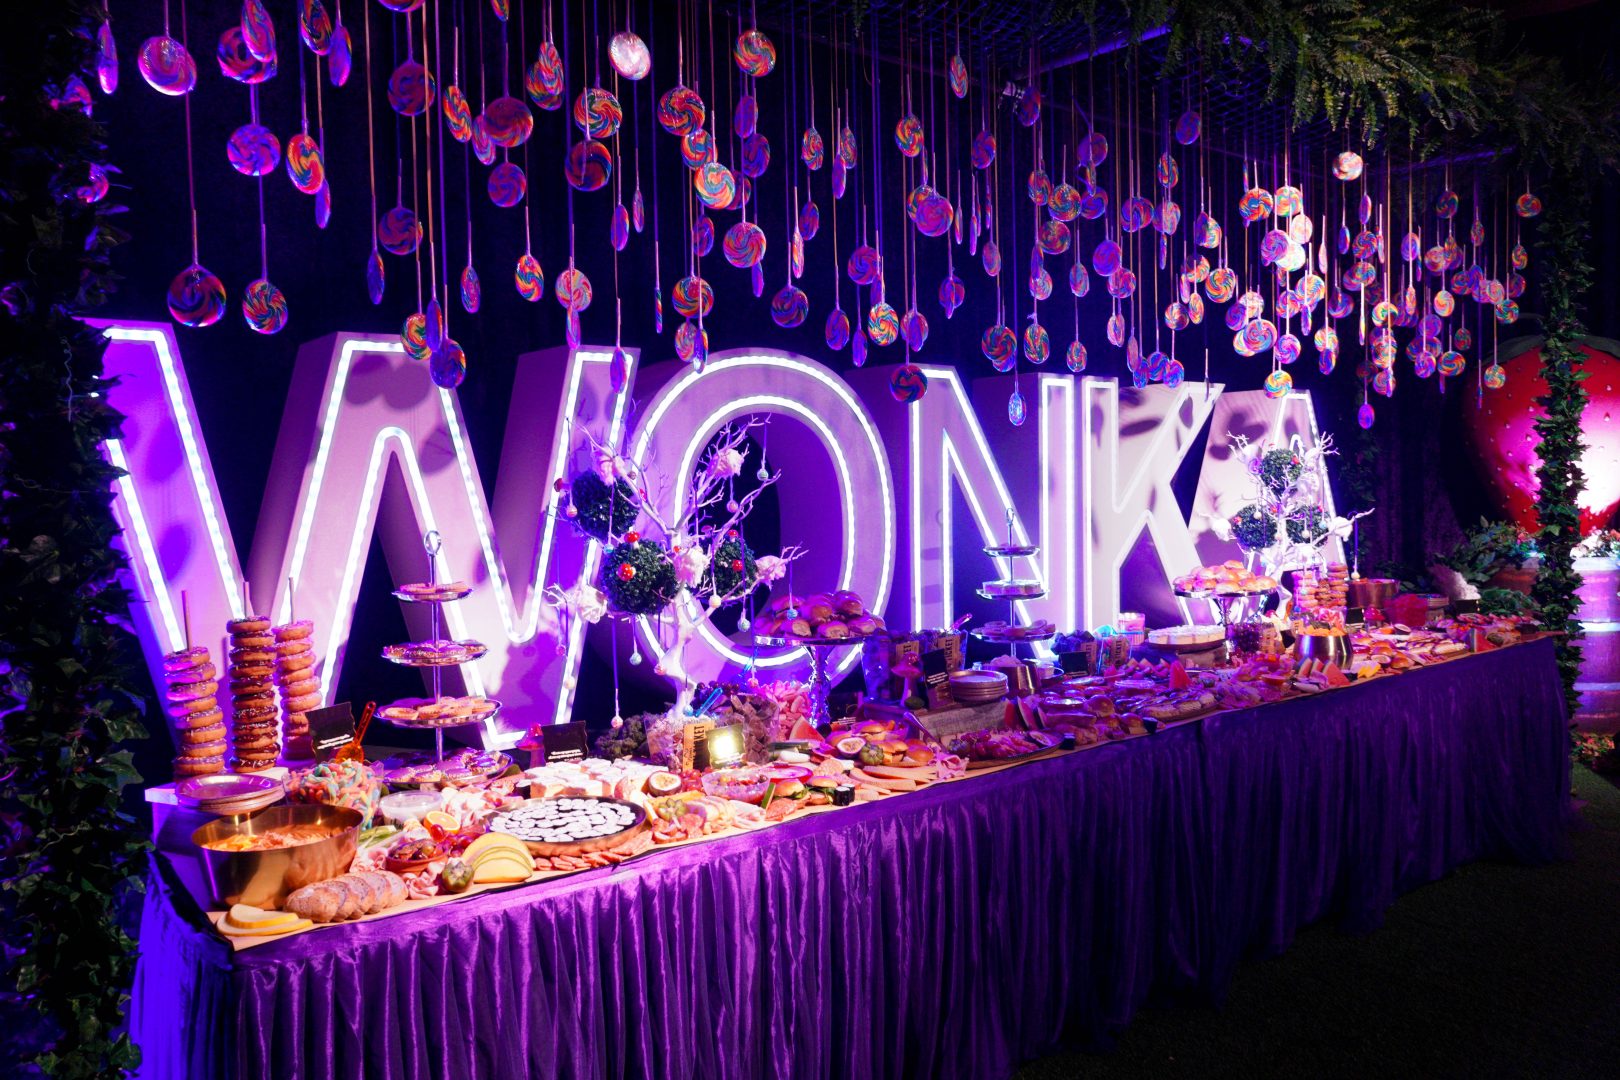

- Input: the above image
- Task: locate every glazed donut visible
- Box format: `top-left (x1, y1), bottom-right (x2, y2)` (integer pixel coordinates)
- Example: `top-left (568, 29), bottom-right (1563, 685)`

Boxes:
top-left (226, 616), bottom-right (272, 634)
top-left (175, 706), bottom-right (225, 730)
top-left (231, 632), bottom-right (275, 650)
top-left (179, 722), bottom-right (227, 747)
top-left (285, 693), bottom-right (322, 714)
top-left (162, 646), bottom-right (210, 673)
top-left (278, 655), bottom-right (318, 680)
top-left (228, 674), bottom-right (273, 693)
top-left (168, 678), bottom-right (219, 702)
top-left (279, 676), bottom-right (319, 698)
top-left (173, 754), bottom-right (225, 777)
top-left (275, 638), bottom-right (313, 658)
top-left (232, 692), bottom-right (276, 712)
top-left (186, 737), bottom-right (229, 757)
top-left (166, 661), bottom-right (216, 685)
top-left (274, 620), bottom-right (314, 641)
top-left (283, 715), bottom-right (311, 735)
top-left (167, 696), bottom-right (219, 719)
top-left (228, 647), bottom-right (276, 666)
top-left (233, 732), bottom-right (278, 753)
top-left (233, 704), bottom-right (277, 725)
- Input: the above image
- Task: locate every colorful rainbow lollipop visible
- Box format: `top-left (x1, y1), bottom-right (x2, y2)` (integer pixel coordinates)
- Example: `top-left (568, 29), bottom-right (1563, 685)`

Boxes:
top-left (138, 35), bottom-right (197, 96)
top-left (672, 275), bottom-right (713, 318)
top-left (1263, 368), bottom-right (1293, 398)
top-left (379, 206), bottom-right (422, 255)
top-left (848, 245), bottom-right (881, 285)
top-left (299, 0), bottom-right (333, 55)
top-left (1030, 266), bottom-right (1053, 301)
top-left (1070, 262), bottom-right (1090, 297)
top-left (894, 113), bottom-right (924, 157)
top-left (734, 93), bottom-right (758, 137)
top-left (328, 21), bottom-right (352, 86)
top-left (1023, 321), bottom-right (1051, 364)
top-left (573, 87), bottom-right (623, 139)
top-left (723, 222), bottom-right (767, 268)
top-left (515, 252), bottom-right (544, 301)
top-left (430, 339), bottom-right (467, 390)
top-left (471, 117), bottom-right (495, 164)
top-left (1515, 193), bottom-right (1543, 219)
top-left (1066, 341), bottom-right (1087, 372)
top-left (610, 204), bottom-right (630, 251)
top-left (949, 55), bottom-right (968, 98)
top-left (971, 130), bottom-right (996, 170)
top-left (565, 140), bottom-right (612, 191)
top-left (96, 20), bottom-right (118, 94)
top-left (1106, 313), bottom-right (1125, 346)
top-left (801, 126), bottom-right (825, 171)
top-left (771, 285), bottom-right (809, 328)
top-left (800, 200), bottom-right (820, 240)
top-left (242, 0), bottom-right (276, 61)
top-left (982, 240), bottom-right (1001, 277)
top-left (529, 41), bottom-right (565, 109)
top-left (556, 267), bottom-right (593, 312)
top-left (913, 191), bottom-right (954, 238)
top-left (460, 263), bottom-right (481, 313)
top-left (825, 307), bottom-right (851, 350)
top-left (242, 278), bottom-right (287, 335)
top-left (1028, 169), bottom-right (1053, 206)
top-left (939, 272), bottom-right (965, 317)
top-left (1156, 153), bottom-right (1179, 189)
top-left (443, 85), bottom-right (474, 142)
top-left (867, 302), bottom-right (899, 346)
top-left (227, 123), bottom-right (280, 176)
top-left (733, 29), bottom-right (777, 77)
top-left (488, 161), bottom-right (526, 207)
top-left (1434, 189), bottom-right (1459, 218)
top-left (902, 308), bottom-right (929, 350)
top-left (1193, 212), bottom-right (1221, 249)
top-left (740, 133), bottom-right (771, 178)
top-left (366, 248), bottom-right (385, 304)
top-left (285, 133), bottom-right (325, 195)
top-left (166, 264), bottom-right (226, 328)
top-left (1154, 200), bottom-right (1181, 236)
top-left (981, 324), bottom-right (1016, 372)
top-left (1107, 267), bottom-right (1137, 300)
top-left (217, 26), bottom-right (275, 85)
top-left (387, 60), bottom-right (434, 116)
top-left (1120, 195), bottom-right (1153, 233)
top-left (1333, 151), bottom-right (1364, 181)
top-left (675, 320), bottom-right (708, 365)
top-left (694, 162), bottom-right (736, 209)
top-left (1484, 364), bottom-right (1507, 389)
top-left (692, 215), bottom-right (715, 256)
top-left (658, 85), bottom-right (706, 135)
top-left (400, 312), bottom-right (430, 359)
top-left (485, 96), bottom-right (534, 148)
top-left (681, 128), bottom-right (716, 168)
top-left (889, 364), bottom-right (928, 404)
top-left (1238, 187), bottom-right (1273, 224)
top-left (1174, 109), bottom-right (1201, 146)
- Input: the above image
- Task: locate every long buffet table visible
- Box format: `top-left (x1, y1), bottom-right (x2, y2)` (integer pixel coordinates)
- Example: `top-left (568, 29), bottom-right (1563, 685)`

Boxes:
top-left (131, 637), bottom-right (1571, 1079)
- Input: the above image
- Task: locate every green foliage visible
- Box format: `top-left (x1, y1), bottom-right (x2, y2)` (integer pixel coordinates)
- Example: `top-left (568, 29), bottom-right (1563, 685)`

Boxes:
top-left (569, 470), bottom-right (640, 543)
top-left (704, 536), bottom-right (757, 598)
top-left (1231, 504), bottom-right (1279, 552)
top-left (1530, 190), bottom-right (1594, 718)
top-left (1436, 518), bottom-right (1538, 588)
top-left (1478, 588), bottom-right (1540, 619)
top-left (599, 540), bottom-right (677, 616)
top-left (0, 2), bottom-right (149, 1074)
top-left (1259, 448), bottom-right (1304, 495)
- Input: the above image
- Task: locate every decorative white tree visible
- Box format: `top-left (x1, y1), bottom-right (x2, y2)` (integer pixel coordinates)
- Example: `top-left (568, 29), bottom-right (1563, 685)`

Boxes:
top-left (1212, 432), bottom-right (1373, 581)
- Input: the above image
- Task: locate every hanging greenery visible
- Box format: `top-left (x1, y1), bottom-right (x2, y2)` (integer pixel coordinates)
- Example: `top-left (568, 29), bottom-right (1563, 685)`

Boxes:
top-left (1530, 190), bottom-right (1593, 717)
top-left (0, 1), bottom-right (148, 1076)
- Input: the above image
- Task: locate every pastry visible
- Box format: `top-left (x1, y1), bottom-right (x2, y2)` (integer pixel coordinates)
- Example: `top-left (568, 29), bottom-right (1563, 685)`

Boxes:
top-left (162, 644), bottom-right (226, 779)
top-left (273, 620), bottom-right (323, 762)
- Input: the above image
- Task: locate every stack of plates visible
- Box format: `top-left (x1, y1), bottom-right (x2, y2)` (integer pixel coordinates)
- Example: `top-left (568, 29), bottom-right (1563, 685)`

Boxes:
top-left (949, 669), bottom-right (1009, 705)
top-left (176, 773), bottom-right (285, 817)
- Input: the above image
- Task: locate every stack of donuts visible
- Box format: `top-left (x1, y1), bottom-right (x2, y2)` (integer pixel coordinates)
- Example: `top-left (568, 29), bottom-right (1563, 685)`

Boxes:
top-left (164, 646), bottom-right (225, 777)
top-left (273, 620), bottom-right (321, 762)
top-left (226, 615), bottom-right (280, 771)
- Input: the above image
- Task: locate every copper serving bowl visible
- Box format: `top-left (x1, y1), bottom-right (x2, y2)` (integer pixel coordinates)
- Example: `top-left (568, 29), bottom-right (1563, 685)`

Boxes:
top-left (1293, 632), bottom-right (1354, 668)
top-left (192, 803), bottom-right (362, 909)
top-left (1347, 578), bottom-right (1398, 611)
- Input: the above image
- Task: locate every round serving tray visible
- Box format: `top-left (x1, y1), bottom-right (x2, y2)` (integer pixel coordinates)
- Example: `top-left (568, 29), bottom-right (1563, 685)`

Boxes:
top-left (391, 584), bottom-right (474, 604)
top-left (489, 796), bottom-right (648, 857)
top-left (983, 543), bottom-right (1040, 558)
top-left (376, 698), bottom-right (502, 730)
top-left (976, 587), bottom-right (1047, 602)
top-left (970, 628), bottom-right (1057, 644)
top-left (1173, 587), bottom-right (1275, 600)
top-left (378, 750), bottom-right (512, 788)
top-left (1144, 634), bottom-right (1227, 654)
top-left (752, 633), bottom-right (863, 648)
top-left (176, 772), bottom-right (286, 817)
top-left (381, 640), bottom-right (489, 667)
top-left (961, 732), bottom-right (1061, 771)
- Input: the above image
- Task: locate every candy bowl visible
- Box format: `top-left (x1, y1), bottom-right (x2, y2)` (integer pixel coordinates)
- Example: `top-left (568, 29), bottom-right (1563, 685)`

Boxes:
top-left (700, 766), bottom-right (773, 804)
top-left (384, 834), bottom-right (445, 874)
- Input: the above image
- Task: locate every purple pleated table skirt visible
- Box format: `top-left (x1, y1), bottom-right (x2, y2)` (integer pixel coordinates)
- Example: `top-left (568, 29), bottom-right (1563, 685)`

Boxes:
top-left (132, 638), bottom-right (1570, 1080)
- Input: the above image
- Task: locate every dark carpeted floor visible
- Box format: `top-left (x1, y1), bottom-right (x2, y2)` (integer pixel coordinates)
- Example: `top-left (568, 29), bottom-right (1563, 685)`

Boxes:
top-left (1017, 766), bottom-right (1620, 1080)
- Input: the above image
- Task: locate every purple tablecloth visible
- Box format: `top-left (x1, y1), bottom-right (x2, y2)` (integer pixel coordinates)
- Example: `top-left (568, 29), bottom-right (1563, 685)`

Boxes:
top-left (132, 638), bottom-right (1570, 1080)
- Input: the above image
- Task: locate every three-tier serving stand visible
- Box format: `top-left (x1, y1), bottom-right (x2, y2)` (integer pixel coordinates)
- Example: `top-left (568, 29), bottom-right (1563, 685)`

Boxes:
top-left (971, 510), bottom-right (1054, 662)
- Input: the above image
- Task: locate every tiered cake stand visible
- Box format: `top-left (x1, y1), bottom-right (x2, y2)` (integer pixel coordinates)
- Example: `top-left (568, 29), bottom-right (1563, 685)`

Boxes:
top-left (378, 531), bottom-right (508, 784)
top-left (1172, 585), bottom-right (1277, 631)
top-left (971, 514), bottom-right (1053, 659)
top-left (751, 631), bottom-right (849, 729)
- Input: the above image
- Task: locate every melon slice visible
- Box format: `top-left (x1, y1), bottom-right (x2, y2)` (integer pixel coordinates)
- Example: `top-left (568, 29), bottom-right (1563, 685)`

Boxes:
top-left (464, 831), bottom-right (530, 865)
top-left (787, 718), bottom-right (822, 744)
top-left (226, 903), bottom-right (300, 931)
top-left (1323, 662), bottom-right (1350, 688)
top-left (472, 852), bottom-right (534, 884)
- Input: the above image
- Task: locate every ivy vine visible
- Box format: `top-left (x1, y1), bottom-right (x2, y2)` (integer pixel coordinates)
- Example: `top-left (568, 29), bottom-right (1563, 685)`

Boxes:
top-left (0, 2), bottom-right (148, 1076)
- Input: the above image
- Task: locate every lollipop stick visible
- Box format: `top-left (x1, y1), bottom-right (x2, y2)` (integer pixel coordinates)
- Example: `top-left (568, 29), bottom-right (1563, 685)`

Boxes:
top-left (181, 590), bottom-right (191, 651)
top-left (243, 579), bottom-right (253, 617)
top-left (287, 576), bottom-right (296, 623)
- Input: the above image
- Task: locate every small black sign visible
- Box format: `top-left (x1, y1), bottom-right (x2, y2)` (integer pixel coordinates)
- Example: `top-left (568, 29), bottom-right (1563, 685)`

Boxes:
top-left (541, 720), bottom-right (590, 765)
top-left (1346, 606), bottom-right (1365, 626)
top-left (1451, 598), bottom-right (1480, 616)
top-left (1058, 650), bottom-right (1092, 675)
top-left (308, 702), bottom-right (356, 762)
top-left (920, 648), bottom-right (952, 709)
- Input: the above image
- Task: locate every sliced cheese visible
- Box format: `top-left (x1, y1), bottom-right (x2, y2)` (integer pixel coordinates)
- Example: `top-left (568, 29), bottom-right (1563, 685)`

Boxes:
top-left (226, 903), bottom-right (299, 931)
top-left (463, 831), bottom-right (530, 864)
top-left (220, 916), bottom-right (312, 937)
top-left (472, 853), bottom-right (534, 883)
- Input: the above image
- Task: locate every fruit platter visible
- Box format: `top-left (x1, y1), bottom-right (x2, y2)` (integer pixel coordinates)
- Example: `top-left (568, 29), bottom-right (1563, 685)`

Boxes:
top-left (948, 728), bottom-right (1060, 769)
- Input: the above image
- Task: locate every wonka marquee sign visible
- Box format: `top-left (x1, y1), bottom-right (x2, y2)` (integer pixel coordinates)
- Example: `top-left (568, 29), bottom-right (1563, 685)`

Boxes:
top-left (98, 323), bottom-right (1338, 749)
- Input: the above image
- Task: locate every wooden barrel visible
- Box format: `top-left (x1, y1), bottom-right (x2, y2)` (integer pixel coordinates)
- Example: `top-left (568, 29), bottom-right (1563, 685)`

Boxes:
top-left (1572, 557), bottom-right (1620, 733)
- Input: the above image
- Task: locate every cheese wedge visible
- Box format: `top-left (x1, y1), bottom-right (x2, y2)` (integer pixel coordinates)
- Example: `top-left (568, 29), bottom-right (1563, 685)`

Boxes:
top-left (226, 904), bottom-right (299, 931)
top-left (471, 852), bottom-right (534, 884)
top-left (220, 916), bottom-right (313, 937)
top-left (463, 831), bottom-right (530, 864)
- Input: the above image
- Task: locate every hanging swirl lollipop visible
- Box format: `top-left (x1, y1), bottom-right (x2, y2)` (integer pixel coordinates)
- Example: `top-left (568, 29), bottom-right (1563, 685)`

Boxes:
top-left (800, 126), bottom-right (826, 172)
top-left (1017, 85), bottom-right (1041, 127)
top-left (166, 265), bottom-right (226, 328)
top-left (1120, 195), bottom-right (1153, 233)
top-left (1469, 218), bottom-right (1486, 246)
top-left (681, 128), bottom-right (717, 168)
top-left (771, 285), bottom-right (809, 328)
top-left (1484, 363), bottom-right (1507, 389)
top-left (1434, 290), bottom-right (1456, 317)
top-left (800, 200), bottom-right (820, 240)
top-left (1188, 294), bottom-right (1206, 324)
top-left (1070, 261), bottom-right (1090, 297)
top-left (1030, 265), bottom-right (1053, 301)
top-left (692, 214), bottom-right (715, 256)
top-left (388, 60), bottom-right (434, 116)
top-left (1156, 152), bottom-right (1179, 189)
top-left (285, 133), bottom-right (325, 195)
top-left (488, 161), bottom-right (526, 208)
top-left (889, 364), bottom-right (928, 404)
top-left (734, 93), bottom-right (758, 138)
top-left (1350, 228), bottom-right (1380, 260)
top-left (1174, 108), bottom-right (1201, 146)
top-left (1516, 192), bottom-right (1543, 219)
top-left (733, 29), bottom-right (777, 77)
top-left (471, 116), bottom-right (495, 164)
top-left (95, 19), bottom-right (119, 94)
top-left (1263, 368), bottom-right (1293, 398)
top-left (485, 96), bottom-right (534, 148)
top-left (1272, 185), bottom-right (1303, 218)
top-left (981, 324), bottom-right (1016, 372)
top-left (939, 272), bottom-right (965, 317)
top-left (1164, 301), bottom-right (1190, 332)
top-left (1077, 131), bottom-right (1109, 169)
top-left (227, 123), bottom-right (280, 176)
top-left (328, 20), bottom-right (352, 86)
top-left (139, 33), bottom-right (197, 96)
top-left (1205, 266), bottom-right (1237, 304)
top-left (672, 275), bottom-right (713, 318)
top-left (694, 162), bottom-right (736, 210)
top-left (1259, 228), bottom-right (1291, 266)
top-left (217, 26), bottom-right (276, 85)
top-left (1333, 151), bottom-right (1364, 181)
top-left (1275, 333), bottom-right (1302, 366)
top-left (913, 190), bottom-right (954, 238)
top-left (379, 206), bottom-right (422, 255)
top-left (1238, 187), bottom-right (1273, 224)
top-left (443, 85), bottom-right (474, 142)
top-left (982, 240), bottom-right (1002, 277)
top-left (242, 0), bottom-right (275, 61)
top-left (610, 204), bottom-right (630, 251)
top-left (1049, 183), bottom-right (1081, 222)
top-left (565, 140), bottom-right (613, 191)
top-left (609, 30), bottom-right (651, 81)
top-left (299, 0), bottom-right (333, 55)
top-left (399, 312), bottom-right (430, 359)
top-left (894, 113), bottom-right (924, 157)
top-left (949, 55), bottom-right (968, 98)
top-left (1434, 189), bottom-right (1459, 218)
top-left (1154, 200), bottom-right (1181, 236)
top-left (528, 40), bottom-right (565, 109)
top-left (1106, 313), bottom-right (1126, 347)
top-left (1023, 321), bottom-right (1051, 364)
top-left (429, 339), bottom-right (467, 390)
top-left (556, 266), bottom-right (593, 312)
top-left (366, 248), bottom-right (385, 304)
top-left (825, 306), bottom-right (851, 350)
top-left (1495, 298), bottom-right (1520, 325)
top-left (675, 320), bottom-right (708, 365)
top-left (1343, 260), bottom-right (1377, 291)
top-left (1107, 267), bottom-right (1137, 300)
top-left (1028, 169), bottom-right (1053, 206)
top-left (867, 302), bottom-right (899, 346)
top-left (837, 125), bottom-right (858, 167)
top-left (242, 278), bottom-right (287, 335)
top-left (1373, 368), bottom-right (1396, 397)
top-left (740, 133), bottom-right (771, 178)
top-left (971, 129), bottom-right (996, 170)
top-left (514, 252), bottom-right (544, 301)
top-left (847, 244), bottom-right (881, 286)
top-left (1189, 211), bottom-right (1219, 250)
top-left (723, 222), bottom-right (767, 268)
top-left (573, 87), bottom-right (623, 139)
top-left (313, 181), bottom-right (333, 228)
top-left (1079, 185), bottom-right (1109, 221)
top-left (658, 85), bottom-right (706, 136)
top-left (461, 263), bottom-right (481, 313)
top-left (902, 308), bottom-right (929, 350)
top-left (1092, 238), bottom-right (1122, 277)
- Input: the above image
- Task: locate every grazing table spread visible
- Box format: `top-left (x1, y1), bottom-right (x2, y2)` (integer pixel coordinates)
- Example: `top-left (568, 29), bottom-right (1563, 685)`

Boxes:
top-left (132, 637), bottom-right (1570, 1080)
